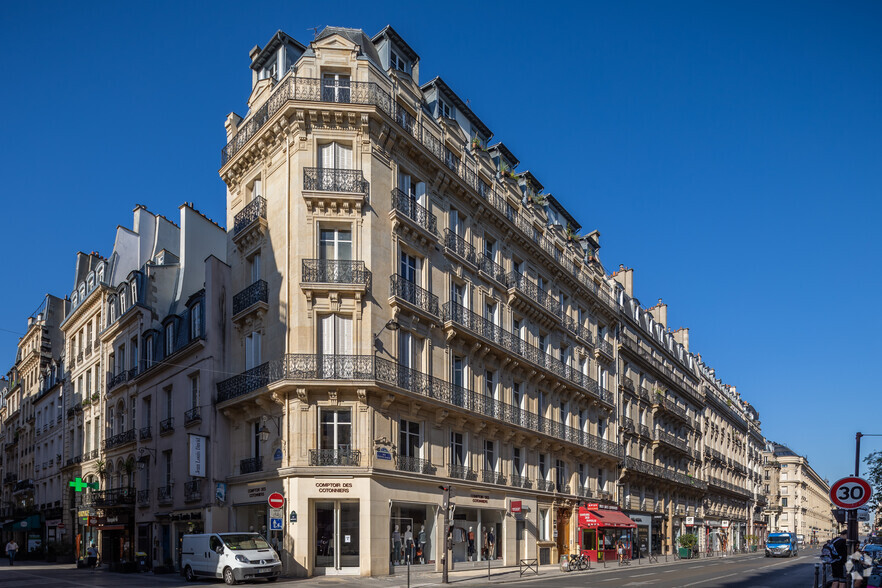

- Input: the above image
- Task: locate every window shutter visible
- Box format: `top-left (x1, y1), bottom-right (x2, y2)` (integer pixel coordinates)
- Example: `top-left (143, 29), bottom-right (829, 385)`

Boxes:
top-left (336, 143), bottom-right (352, 170)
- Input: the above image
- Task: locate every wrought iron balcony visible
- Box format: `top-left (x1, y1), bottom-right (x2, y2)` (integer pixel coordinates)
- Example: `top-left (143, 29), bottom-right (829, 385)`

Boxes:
top-left (395, 456), bottom-right (435, 475)
top-left (302, 259), bottom-right (371, 288)
top-left (107, 370), bottom-right (129, 392)
top-left (536, 480), bottom-right (556, 493)
top-left (240, 456), bottom-right (263, 474)
top-left (477, 253), bottom-right (507, 285)
top-left (505, 271), bottom-right (562, 319)
top-left (390, 275), bottom-right (439, 318)
top-left (233, 280), bottom-right (268, 315)
top-left (13, 479), bottom-right (34, 493)
top-left (184, 407), bottom-right (201, 426)
top-left (653, 428), bottom-right (690, 453)
top-left (139, 426), bottom-right (152, 441)
top-left (653, 396), bottom-right (690, 423)
top-left (480, 469), bottom-right (506, 485)
top-left (308, 449), bottom-right (361, 467)
top-left (707, 476), bottom-right (752, 498)
top-left (622, 417), bottom-right (636, 434)
top-left (159, 417), bottom-right (174, 435)
top-left (510, 475), bottom-right (532, 489)
top-left (562, 314), bottom-right (593, 344)
top-left (443, 229), bottom-right (477, 265)
top-left (442, 302), bottom-right (613, 406)
top-left (303, 167), bottom-right (368, 195)
top-left (90, 449), bottom-right (99, 460)
top-left (449, 464), bottom-right (477, 481)
top-left (233, 197), bottom-right (267, 236)
top-left (91, 487), bottom-right (135, 507)
top-left (622, 456), bottom-right (707, 490)
top-left (104, 429), bottom-right (136, 450)
top-left (558, 484), bottom-right (572, 494)
top-left (157, 485), bottom-right (173, 504)
top-left (596, 339), bottom-right (615, 360)
top-left (391, 189), bottom-right (436, 234)
top-left (137, 489), bottom-right (150, 506)
top-left (184, 480), bottom-right (202, 502)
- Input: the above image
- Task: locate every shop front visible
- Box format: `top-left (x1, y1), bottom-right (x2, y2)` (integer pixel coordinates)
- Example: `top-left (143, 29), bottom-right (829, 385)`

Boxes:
top-left (97, 511), bottom-right (134, 568)
top-left (153, 510), bottom-right (205, 570)
top-left (625, 513), bottom-right (653, 558)
top-left (577, 503), bottom-right (637, 562)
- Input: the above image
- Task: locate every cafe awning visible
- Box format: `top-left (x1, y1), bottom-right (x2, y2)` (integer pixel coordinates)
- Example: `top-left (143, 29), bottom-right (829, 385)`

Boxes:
top-left (578, 507), bottom-right (637, 529)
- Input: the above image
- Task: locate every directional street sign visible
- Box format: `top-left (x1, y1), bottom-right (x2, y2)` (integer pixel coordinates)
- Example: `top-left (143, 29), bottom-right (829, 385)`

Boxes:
top-left (830, 476), bottom-right (872, 510)
top-left (270, 518), bottom-right (283, 531)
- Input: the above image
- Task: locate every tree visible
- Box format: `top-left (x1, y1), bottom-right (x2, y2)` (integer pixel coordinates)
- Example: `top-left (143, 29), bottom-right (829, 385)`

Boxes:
top-left (864, 451), bottom-right (882, 514)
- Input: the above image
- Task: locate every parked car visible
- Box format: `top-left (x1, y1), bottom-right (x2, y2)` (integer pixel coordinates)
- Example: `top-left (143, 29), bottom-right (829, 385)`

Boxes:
top-left (180, 533), bottom-right (281, 584)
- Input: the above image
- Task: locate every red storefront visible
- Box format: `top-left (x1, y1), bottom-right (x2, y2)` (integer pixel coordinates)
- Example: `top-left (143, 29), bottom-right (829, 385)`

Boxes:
top-left (578, 503), bottom-right (637, 562)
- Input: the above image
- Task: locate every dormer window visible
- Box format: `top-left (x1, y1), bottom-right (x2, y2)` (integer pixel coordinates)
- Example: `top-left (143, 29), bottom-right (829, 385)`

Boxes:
top-left (260, 58), bottom-right (278, 81)
top-left (391, 51), bottom-right (410, 74)
top-left (438, 98), bottom-right (452, 119)
top-left (322, 73), bottom-right (350, 103)
top-left (164, 323), bottom-right (175, 356)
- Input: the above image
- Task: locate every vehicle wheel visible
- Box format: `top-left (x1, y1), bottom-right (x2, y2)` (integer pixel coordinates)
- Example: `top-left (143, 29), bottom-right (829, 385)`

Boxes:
top-left (266, 578), bottom-right (278, 583)
top-left (184, 565), bottom-right (195, 581)
top-left (223, 566), bottom-right (237, 585)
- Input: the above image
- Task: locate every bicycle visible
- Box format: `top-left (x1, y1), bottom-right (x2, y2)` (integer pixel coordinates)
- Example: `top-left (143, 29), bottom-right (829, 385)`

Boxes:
top-left (619, 553), bottom-right (632, 566)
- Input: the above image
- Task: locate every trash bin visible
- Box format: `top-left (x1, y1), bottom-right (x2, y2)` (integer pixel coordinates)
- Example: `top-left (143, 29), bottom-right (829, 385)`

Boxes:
top-left (679, 547), bottom-right (691, 559)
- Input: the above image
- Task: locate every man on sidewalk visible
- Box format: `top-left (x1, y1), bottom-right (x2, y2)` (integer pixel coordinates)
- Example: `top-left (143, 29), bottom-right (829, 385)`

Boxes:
top-left (831, 530), bottom-right (849, 588)
top-left (5, 539), bottom-right (18, 566)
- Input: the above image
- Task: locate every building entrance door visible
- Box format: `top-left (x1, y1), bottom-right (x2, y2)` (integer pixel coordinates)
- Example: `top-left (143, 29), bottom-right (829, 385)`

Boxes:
top-left (315, 501), bottom-right (360, 574)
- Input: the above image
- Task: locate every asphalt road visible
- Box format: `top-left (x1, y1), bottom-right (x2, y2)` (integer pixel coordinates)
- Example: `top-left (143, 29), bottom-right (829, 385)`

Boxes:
top-left (510, 551), bottom-right (820, 588)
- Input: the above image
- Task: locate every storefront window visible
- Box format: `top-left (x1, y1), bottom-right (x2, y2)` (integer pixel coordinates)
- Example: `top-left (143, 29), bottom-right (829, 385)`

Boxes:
top-left (390, 503), bottom-right (435, 565)
top-left (449, 507), bottom-right (502, 562)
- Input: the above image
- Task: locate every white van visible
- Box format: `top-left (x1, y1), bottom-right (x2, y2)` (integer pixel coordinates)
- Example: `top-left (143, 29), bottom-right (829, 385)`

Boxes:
top-left (181, 532), bottom-right (281, 584)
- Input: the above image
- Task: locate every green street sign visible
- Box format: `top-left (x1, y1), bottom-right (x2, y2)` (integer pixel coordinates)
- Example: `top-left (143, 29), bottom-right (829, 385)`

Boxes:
top-left (69, 477), bottom-right (99, 492)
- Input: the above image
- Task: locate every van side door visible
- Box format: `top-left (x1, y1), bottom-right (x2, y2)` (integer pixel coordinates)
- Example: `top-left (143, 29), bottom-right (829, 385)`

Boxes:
top-left (208, 536), bottom-right (224, 577)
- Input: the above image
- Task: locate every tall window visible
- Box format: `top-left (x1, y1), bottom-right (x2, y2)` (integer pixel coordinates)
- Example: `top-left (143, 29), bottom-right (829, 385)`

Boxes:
top-left (399, 419), bottom-right (422, 459)
top-left (145, 334), bottom-right (154, 368)
top-left (318, 141), bottom-right (353, 169)
top-left (513, 447), bottom-right (523, 477)
top-left (398, 330), bottom-right (420, 370)
top-left (321, 73), bottom-right (350, 103)
top-left (320, 315), bottom-right (352, 360)
top-left (319, 227), bottom-right (352, 261)
top-left (245, 331), bottom-right (262, 370)
top-left (190, 301), bottom-right (203, 339)
top-left (164, 450), bottom-right (173, 486)
top-left (164, 323), bottom-right (175, 356)
top-left (320, 409), bottom-right (352, 453)
top-left (484, 440), bottom-right (496, 473)
top-left (252, 422), bottom-right (262, 459)
top-left (250, 252), bottom-right (262, 283)
top-left (539, 509), bottom-right (549, 541)
top-left (539, 454), bottom-right (548, 480)
top-left (450, 432), bottom-right (465, 467)
top-left (189, 375), bottom-right (199, 410)
top-left (438, 98), bottom-right (452, 119)
top-left (164, 387), bottom-right (172, 420)
top-left (556, 459), bottom-right (566, 490)
top-left (130, 337), bottom-right (138, 371)
top-left (450, 282), bottom-right (465, 309)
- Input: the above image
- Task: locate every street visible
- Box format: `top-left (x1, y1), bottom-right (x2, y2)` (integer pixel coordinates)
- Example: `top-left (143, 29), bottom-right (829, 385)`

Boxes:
top-left (0, 549), bottom-right (823, 588)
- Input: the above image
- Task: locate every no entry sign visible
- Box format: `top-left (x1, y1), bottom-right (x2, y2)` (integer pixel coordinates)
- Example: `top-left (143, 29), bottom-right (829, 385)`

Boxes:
top-left (829, 477), bottom-right (871, 510)
top-left (268, 492), bottom-right (285, 509)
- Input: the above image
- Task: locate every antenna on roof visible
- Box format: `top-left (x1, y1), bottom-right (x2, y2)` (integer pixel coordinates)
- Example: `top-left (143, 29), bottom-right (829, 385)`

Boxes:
top-left (308, 26), bottom-right (321, 40)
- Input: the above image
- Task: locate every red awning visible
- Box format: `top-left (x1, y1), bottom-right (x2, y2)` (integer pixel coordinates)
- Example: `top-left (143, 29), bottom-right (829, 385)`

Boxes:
top-left (578, 507), bottom-right (637, 529)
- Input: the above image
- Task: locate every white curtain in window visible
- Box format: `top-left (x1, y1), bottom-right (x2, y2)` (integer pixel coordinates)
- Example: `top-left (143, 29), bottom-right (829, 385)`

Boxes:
top-left (319, 142), bottom-right (353, 170)
top-left (321, 315), bottom-right (353, 356)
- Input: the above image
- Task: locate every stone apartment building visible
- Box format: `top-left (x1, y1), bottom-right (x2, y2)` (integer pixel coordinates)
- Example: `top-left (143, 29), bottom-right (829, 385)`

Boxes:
top-left (762, 442), bottom-right (837, 544)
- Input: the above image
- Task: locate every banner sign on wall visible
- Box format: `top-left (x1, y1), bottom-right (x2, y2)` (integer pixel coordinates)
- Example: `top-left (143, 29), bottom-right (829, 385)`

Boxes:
top-left (189, 434), bottom-right (206, 477)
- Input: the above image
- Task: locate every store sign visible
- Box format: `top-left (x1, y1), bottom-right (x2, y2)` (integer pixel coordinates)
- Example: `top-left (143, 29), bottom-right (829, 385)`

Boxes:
top-left (216, 482), bottom-right (227, 503)
top-left (722, 520), bottom-right (730, 529)
top-left (510, 500), bottom-right (522, 514)
top-left (189, 434), bottom-right (206, 478)
top-left (630, 515), bottom-right (651, 526)
top-left (315, 481), bottom-right (352, 494)
top-left (686, 517), bottom-right (695, 526)
top-left (471, 494), bottom-right (489, 504)
top-left (247, 485), bottom-right (267, 499)
top-left (273, 448), bottom-right (283, 461)
top-left (46, 519), bottom-right (62, 527)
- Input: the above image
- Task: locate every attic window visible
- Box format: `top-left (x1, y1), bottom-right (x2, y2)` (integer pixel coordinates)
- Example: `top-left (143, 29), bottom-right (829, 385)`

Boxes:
top-left (261, 58), bottom-right (278, 81)
top-left (390, 51), bottom-right (409, 74)
top-left (438, 98), bottom-right (452, 119)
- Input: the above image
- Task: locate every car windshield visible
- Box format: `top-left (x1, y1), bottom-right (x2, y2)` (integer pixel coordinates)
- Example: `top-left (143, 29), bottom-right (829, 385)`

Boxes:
top-left (768, 534), bottom-right (790, 542)
top-left (221, 534), bottom-right (271, 550)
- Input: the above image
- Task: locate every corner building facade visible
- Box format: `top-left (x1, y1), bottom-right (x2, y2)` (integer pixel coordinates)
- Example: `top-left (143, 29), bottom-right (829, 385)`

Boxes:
top-left (219, 26), bottom-right (624, 577)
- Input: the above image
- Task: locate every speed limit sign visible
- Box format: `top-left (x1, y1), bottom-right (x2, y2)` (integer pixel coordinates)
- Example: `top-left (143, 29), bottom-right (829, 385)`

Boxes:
top-left (829, 476), bottom-right (872, 509)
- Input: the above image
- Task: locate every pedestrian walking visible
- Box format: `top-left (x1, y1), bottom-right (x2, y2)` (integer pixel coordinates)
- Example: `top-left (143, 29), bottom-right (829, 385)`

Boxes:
top-left (5, 539), bottom-right (18, 566)
top-left (86, 542), bottom-right (98, 571)
top-left (846, 546), bottom-right (872, 588)
top-left (617, 540), bottom-right (624, 564)
top-left (831, 530), bottom-right (849, 588)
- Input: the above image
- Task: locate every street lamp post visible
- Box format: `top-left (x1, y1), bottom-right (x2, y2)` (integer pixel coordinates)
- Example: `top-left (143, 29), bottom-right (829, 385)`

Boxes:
top-left (850, 432), bottom-right (882, 554)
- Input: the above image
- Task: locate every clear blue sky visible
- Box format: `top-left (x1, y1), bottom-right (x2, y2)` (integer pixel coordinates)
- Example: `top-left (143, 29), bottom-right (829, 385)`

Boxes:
top-left (2, 1), bottom-right (880, 484)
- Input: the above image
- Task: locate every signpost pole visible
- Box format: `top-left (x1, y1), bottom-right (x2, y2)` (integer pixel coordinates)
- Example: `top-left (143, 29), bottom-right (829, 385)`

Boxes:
top-left (441, 486), bottom-right (450, 584)
top-left (849, 433), bottom-right (863, 555)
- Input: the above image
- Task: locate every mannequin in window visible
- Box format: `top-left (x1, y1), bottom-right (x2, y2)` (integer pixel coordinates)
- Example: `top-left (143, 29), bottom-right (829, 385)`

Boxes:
top-left (405, 525), bottom-right (414, 563)
top-left (418, 525), bottom-right (427, 564)
top-left (392, 525), bottom-right (401, 565)
top-left (467, 526), bottom-right (475, 561)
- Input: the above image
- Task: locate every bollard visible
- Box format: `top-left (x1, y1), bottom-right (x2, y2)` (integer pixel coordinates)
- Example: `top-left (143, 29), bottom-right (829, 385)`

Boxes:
top-left (488, 553), bottom-right (491, 581)
top-left (407, 560), bottom-right (411, 588)
top-left (822, 562), bottom-right (827, 587)
top-left (814, 563), bottom-right (819, 588)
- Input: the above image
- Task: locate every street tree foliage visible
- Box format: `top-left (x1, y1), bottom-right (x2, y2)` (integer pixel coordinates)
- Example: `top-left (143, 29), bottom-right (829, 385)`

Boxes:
top-left (864, 451), bottom-right (882, 514)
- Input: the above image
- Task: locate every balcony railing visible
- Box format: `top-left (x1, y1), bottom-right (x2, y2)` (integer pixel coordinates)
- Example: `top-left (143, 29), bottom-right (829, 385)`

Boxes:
top-left (708, 476), bottom-right (751, 497)
top-left (654, 396), bottom-right (690, 422)
top-left (396, 456), bottom-right (435, 475)
top-left (139, 426), bottom-right (152, 441)
top-left (443, 229), bottom-right (477, 265)
top-left (90, 487), bottom-right (135, 507)
top-left (623, 456), bottom-right (707, 490)
top-left (240, 456), bottom-right (263, 474)
top-left (217, 354), bottom-right (621, 459)
top-left (443, 302), bottom-right (613, 406)
top-left (596, 339), bottom-right (615, 359)
top-left (477, 253), bottom-right (507, 285)
top-left (390, 275), bottom-right (439, 318)
top-left (449, 464), bottom-right (477, 481)
top-left (562, 314), bottom-right (593, 345)
top-left (184, 480), bottom-right (202, 502)
top-left (233, 280), bottom-right (269, 315)
top-left (107, 371), bottom-right (129, 392)
top-left (391, 189), bottom-right (436, 234)
top-left (184, 407), bottom-right (201, 426)
top-left (137, 489), bottom-right (150, 506)
top-left (159, 418), bottom-right (174, 435)
top-left (505, 271), bottom-right (561, 319)
top-left (234, 197), bottom-right (267, 236)
top-left (157, 485), bottom-right (173, 504)
top-left (510, 475), bottom-right (532, 489)
top-left (302, 259), bottom-right (372, 288)
top-left (308, 449), bottom-right (361, 467)
top-left (479, 469), bottom-right (506, 485)
top-left (653, 428), bottom-right (690, 453)
top-left (303, 167), bottom-right (368, 195)
top-left (104, 429), bottom-right (136, 450)
top-left (536, 480), bottom-right (556, 493)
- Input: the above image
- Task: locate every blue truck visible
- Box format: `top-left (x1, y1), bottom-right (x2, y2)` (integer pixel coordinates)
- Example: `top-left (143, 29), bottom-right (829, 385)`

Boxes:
top-left (765, 532), bottom-right (798, 558)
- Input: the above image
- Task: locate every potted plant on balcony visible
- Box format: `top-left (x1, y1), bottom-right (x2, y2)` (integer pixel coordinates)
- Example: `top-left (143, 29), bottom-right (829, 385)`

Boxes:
top-left (678, 533), bottom-right (698, 559)
top-left (565, 223), bottom-right (581, 242)
top-left (96, 459), bottom-right (106, 478)
top-left (498, 162), bottom-right (518, 181)
top-left (91, 392), bottom-right (99, 402)
top-left (471, 136), bottom-right (486, 152)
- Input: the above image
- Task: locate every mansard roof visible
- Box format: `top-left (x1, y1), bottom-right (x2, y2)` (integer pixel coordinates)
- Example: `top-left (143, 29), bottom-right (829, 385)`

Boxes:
top-left (421, 76), bottom-right (493, 139)
top-left (372, 25), bottom-right (419, 63)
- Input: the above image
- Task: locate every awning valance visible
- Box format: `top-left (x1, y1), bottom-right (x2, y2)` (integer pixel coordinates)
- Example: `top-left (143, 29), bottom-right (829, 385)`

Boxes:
top-left (578, 506), bottom-right (637, 529)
